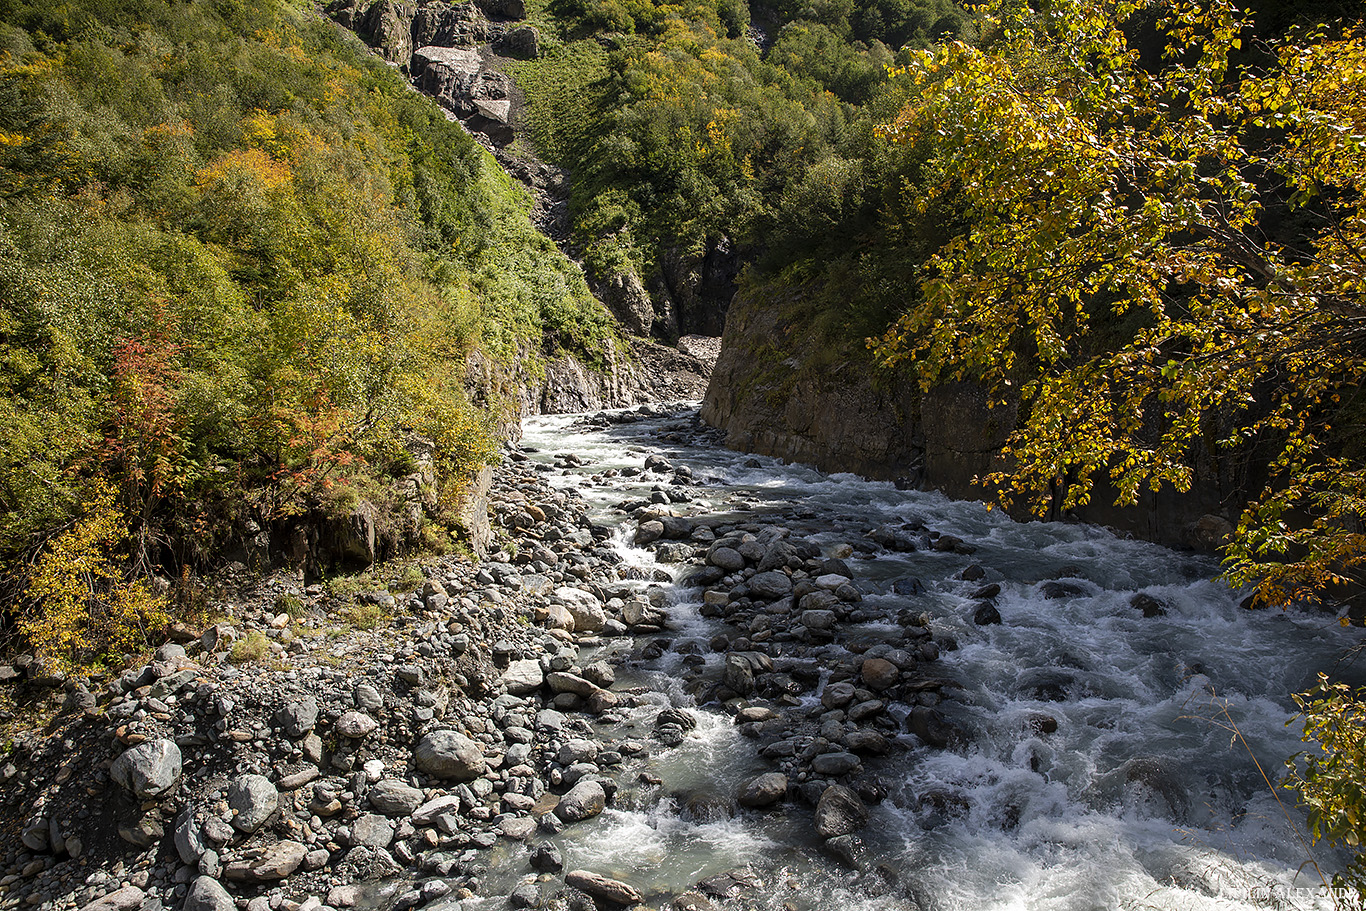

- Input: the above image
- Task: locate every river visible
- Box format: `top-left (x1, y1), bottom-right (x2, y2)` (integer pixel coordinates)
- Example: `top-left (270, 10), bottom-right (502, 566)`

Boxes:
top-left (507, 403), bottom-right (1359, 911)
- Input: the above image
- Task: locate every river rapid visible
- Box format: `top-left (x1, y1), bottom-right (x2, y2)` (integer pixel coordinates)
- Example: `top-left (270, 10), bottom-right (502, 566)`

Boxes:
top-left (509, 403), bottom-right (1360, 911)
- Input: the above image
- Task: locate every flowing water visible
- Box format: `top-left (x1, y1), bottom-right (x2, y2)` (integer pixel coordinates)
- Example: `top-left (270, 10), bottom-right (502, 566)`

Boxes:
top-left (511, 404), bottom-right (1362, 911)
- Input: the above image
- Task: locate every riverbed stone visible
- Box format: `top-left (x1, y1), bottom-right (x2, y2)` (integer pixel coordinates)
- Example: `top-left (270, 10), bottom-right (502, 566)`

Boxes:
top-left (368, 779), bottom-right (424, 816)
top-left (565, 870), bottom-right (642, 906)
top-left (335, 711), bottom-right (379, 738)
top-left (228, 774), bottom-right (278, 833)
top-left (554, 587), bottom-right (606, 633)
top-left (555, 779), bottom-right (606, 822)
top-left (737, 772), bottom-right (787, 808)
top-left (351, 813), bottom-right (395, 849)
top-left (708, 547), bottom-right (745, 571)
top-left (501, 659), bottom-right (544, 695)
top-left (223, 840), bottom-right (307, 882)
top-left (747, 571), bottom-right (792, 599)
top-left (415, 730), bottom-right (487, 781)
top-left (182, 877), bottom-right (234, 911)
top-left (110, 739), bottom-right (182, 799)
top-left (276, 697), bottom-right (318, 738)
top-left (860, 657), bottom-right (899, 691)
top-left (814, 784), bottom-right (869, 838)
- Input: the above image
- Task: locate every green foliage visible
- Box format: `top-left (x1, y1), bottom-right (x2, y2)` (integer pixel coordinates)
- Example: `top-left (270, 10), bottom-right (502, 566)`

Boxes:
top-left (1287, 675), bottom-right (1366, 898)
top-left (228, 629), bottom-right (270, 663)
top-left (0, 0), bottom-right (619, 664)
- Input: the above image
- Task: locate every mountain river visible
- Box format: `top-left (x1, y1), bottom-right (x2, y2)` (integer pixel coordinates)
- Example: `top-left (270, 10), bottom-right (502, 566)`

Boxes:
top-left (482, 404), bottom-right (1362, 911)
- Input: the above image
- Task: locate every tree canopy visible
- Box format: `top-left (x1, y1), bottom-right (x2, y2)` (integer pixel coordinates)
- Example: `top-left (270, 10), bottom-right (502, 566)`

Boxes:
top-left (871, 0), bottom-right (1366, 610)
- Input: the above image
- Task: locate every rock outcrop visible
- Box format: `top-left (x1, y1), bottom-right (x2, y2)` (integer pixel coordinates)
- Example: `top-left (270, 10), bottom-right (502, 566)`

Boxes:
top-left (701, 282), bottom-right (1244, 550)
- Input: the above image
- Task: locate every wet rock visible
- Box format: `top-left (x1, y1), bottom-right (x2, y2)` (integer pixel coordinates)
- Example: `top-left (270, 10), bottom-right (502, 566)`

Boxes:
top-left (811, 751), bottom-right (861, 776)
top-left (973, 603), bottom-right (1002, 625)
top-left (228, 774), bottom-right (279, 834)
top-left (565, 870), bottom-right (643, 906)
top-left (110, 738), bottom-right (182, 799)
top-left (1130, 593), bottom-right (1168, 617)
top-left (908, 706), bottom-right (957, 748)
top-left (860, 657), bottom-right (899, 691)
top-left (708, 547), bottom-right (745, 571)
top-left (530, 841), bottom-right (564, 872)
top-left (555, 779), bottom-right (606, 822)
top-left (634, 520), bottom-right (665, 546)
top-left (415, 730), bottom-right (488, 781)
top-left (736, 772), bottom-right (787, 808)
top-left (814, 784), bottom-right (869, 838)
top-left (747, 571), bottom-right (792, 599)
top-left (1040, 580), bottom-right (1088, 600)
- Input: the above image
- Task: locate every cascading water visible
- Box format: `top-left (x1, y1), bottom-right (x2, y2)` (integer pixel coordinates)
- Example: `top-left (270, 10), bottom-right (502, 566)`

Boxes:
top-left (514, 404), bottom-right (1360, 911)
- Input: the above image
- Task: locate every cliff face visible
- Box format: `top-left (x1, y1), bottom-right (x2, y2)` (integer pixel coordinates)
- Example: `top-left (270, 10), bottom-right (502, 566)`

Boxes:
top-left (701, 284), bottom-right (1242, 551)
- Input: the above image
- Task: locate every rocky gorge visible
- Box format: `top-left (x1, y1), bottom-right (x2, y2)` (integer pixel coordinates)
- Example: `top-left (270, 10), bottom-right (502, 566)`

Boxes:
top-left (2, 402), bottom-right (1352, 911)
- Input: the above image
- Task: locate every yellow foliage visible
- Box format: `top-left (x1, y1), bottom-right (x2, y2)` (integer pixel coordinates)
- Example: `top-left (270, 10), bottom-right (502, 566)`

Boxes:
top-left (22, 482), bottom-right (170, 671)
top-left (195, 147), bottom-right (293, 191)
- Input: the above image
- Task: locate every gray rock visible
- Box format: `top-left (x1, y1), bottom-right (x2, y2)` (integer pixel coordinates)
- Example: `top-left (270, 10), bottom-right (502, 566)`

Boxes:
top-left (350, 813), bottom-right (395, 849)
top-left (737, 772), bottom-right (787, 808)
top-left (227, 774), bottom-right (279, 834)
top-left (814, 784), bottom-right (869, 839)
top-left (553, 587), bottom-right (606, 633)
top-left (565, 870), bottom-right (642, 906)
top-left (181, 877), bottom-right (234, 911)
top-left (709, 547), bottom-right (745, 571)
top-left (501, 659), bottom-right (544, 696)
top-left (174, 810), bottom-right (207, 864)
top-left (110, 739), bottom-right (182, 799)
top-left (633, 520), bottom-right (665, 546)
top-left (276, 697), bottom-right (318, 738)
top-left (811, 751), bottom-right (861, 776)
top-left (530, 841), bottom-right (563, 872)
top-left (414, 730), bottom-right (487, 781)
top-left (801, 609), bottom-right (838, 631)
top-left (77, 886), bottom-right (148, 911)
top-left (557, 738), bottom-right (600, 765)
top-left (554, 779), bottom-right (606, 822)
top-left (354, 684), bottom-right (384, 711)
top-left (335, 711), bottom-right (379, 738)
top-left (223, 840), bottom-right (307, 882)
top-left (411, 795), bottom-right (462, 826)
top-left (747, 571), bottom-right (792, 599)
top-left (368, 780), bottom-right (424, 817)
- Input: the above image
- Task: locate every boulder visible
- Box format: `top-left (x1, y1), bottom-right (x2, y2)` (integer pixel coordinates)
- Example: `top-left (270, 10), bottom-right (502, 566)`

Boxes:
top-left (77, 887), bottom-right (148, 911)
top-left (737, 773), bottom-right (787, 808)
top-left (501, 659), bottom-right (544, 695)
top-left (565, 870), bottom-right (643, 906)
top-left (814, 784), bottom-right (869, 839)
top-left (335, 711), bottom-right (378, 738)
top-left (414, 730), bottom-right (488, 781)
top-left (368, 780), bottom-right (424, 817)
top-left (223, 840), bottom-right (307, 882)
top-left (553, 587), bottom-right (606, 633)
top-left (110, 739), bottom-right (181, 799)
top-left (555, 779), bottom-right (606, 822)
top-left (227, 774), bottom-right (279, 834)
top-left (181, 878), bottom-right (234, 911)
top-left (747, 571), bottom-right (792, 600)
top-left (276, 697), bottom-right (318, 738)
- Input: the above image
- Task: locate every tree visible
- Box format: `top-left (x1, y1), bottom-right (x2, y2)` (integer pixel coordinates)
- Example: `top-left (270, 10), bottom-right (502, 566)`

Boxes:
top-left (871, 0), bottom-right (1366, 610)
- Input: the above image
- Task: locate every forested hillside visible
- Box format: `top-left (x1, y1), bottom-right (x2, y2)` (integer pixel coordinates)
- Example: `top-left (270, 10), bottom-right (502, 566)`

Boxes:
top-left (0, 0), bottom-right (619, 667)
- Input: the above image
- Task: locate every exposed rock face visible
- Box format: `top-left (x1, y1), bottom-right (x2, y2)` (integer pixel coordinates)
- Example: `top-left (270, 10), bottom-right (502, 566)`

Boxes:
top-left (650, 238), bottom-right (742, 339)
top-left (701, 283), bottom-right (1242, 549)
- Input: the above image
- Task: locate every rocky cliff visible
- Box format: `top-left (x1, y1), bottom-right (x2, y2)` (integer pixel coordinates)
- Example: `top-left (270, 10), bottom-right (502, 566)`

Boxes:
top-left (701, 283), bottom-right (1244, 551)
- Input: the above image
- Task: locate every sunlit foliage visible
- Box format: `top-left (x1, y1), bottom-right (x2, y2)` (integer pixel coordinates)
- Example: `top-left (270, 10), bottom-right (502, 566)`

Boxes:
top-left (871, 0), bottom-right (1366, 610)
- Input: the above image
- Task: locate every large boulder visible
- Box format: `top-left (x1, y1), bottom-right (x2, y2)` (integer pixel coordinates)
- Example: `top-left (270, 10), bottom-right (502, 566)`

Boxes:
top-left (110, 739), bottom-right (182, 799)
top-left (414, 730), bottom-right (488, 781)
top-left (814, 784), bottom-right (868, 839)
top-left (181, 878), bottom-right (234, 911)
top-left (737, 772), bottom-right (787, 808)
top-left (227, 775), bottom-right (279, 834)
top-left (554, 779), bottom-right (606, 822)
top-left (553, 587), bottom-right (606, 633)
top-left (565, 871), bottom-right (642, 906)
